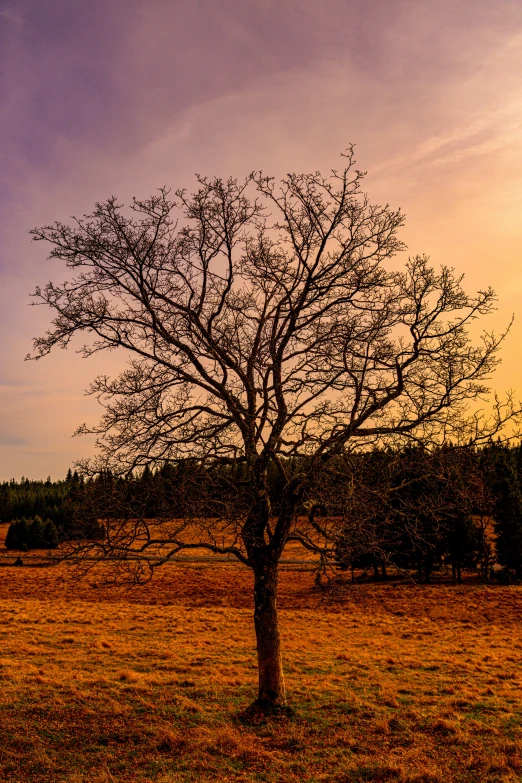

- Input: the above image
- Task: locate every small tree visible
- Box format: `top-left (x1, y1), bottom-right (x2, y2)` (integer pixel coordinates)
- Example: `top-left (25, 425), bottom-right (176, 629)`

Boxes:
top-left (29, 149), bottom-right (518, 709)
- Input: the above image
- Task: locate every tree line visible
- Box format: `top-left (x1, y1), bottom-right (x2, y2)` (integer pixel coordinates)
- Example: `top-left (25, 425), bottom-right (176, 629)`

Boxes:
top-left (326, 444), bottom-right (522, 584)
top-left (1, 469), bottom-right (96, 550)
top-left (3, 444), bottom-right (522, 581)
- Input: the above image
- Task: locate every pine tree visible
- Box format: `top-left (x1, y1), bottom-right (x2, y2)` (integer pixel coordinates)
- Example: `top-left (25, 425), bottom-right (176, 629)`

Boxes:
top-left (28, 516), bottom-right (46, 549)
top-left (4, 521), bottom-right (20, 549)
top-left (444, 512), bottom-right (480, 583)
top-left (5, 518), bottom-right (30, 550)
top-left (43, 519), bottom-right (59, 549)
top-left (493, 448), bottom-right (522, 578)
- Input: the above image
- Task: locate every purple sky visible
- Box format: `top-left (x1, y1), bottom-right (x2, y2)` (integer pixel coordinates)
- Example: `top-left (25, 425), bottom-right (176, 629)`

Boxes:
top-left (2, 0), bottom-right (522, 479)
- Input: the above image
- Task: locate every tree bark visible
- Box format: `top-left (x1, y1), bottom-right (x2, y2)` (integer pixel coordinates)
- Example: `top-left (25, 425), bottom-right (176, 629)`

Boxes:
top-left (253, 561), bottom-right (286, 707)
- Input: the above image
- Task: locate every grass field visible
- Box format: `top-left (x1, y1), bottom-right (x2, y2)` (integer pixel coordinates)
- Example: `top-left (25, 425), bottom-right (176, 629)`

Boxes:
top-left (2, 535), bottom-right (522, 781)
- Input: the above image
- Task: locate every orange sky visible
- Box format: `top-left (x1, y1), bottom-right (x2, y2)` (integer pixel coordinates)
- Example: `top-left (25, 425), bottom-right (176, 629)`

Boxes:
top-left (1, 0), bottom-right (522, 479)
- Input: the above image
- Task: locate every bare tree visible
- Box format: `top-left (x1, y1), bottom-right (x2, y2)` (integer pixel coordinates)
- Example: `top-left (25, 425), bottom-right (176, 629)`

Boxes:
top-left (29, 148), bottom-right (517, 709)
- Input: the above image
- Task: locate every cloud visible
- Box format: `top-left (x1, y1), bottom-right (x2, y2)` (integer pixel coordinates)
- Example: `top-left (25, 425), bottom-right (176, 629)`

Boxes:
top-left (372, 97), bottom-right (522, 182)
top-left (0, 7), bottom-right (23, 24)
top-left (0, 430), bottom-right (27, 446)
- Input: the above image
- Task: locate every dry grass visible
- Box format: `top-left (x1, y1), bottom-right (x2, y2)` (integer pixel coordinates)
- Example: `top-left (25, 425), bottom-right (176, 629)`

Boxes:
top-left (2, 545), bottom-right (522, 781)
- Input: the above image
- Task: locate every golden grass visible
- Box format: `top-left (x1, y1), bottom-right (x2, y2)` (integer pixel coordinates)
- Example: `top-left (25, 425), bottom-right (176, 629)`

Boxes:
top-left (2, 552), bottom-right (522, 781)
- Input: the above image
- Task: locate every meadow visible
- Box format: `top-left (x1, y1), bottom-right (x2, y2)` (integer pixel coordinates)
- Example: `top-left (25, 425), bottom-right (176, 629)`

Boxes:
top-left (2, 527), bottom-right (522, 782)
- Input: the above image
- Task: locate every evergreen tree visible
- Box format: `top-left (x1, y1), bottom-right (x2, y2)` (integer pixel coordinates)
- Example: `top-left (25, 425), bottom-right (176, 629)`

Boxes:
top-left (443, 512), bottom-right (480, 583)
top-left (43, 519), bottom-right (59, 548)
top-left (4, 520), bottom-right (21, 549)
top-left (28, 516), bottom-right (46, 548)
top-left (493, 448), bottom-right (522, 578)
top-left (5, 516), bottom-right (59, 550)
top-left (5, 519), bottom-right (30, 550)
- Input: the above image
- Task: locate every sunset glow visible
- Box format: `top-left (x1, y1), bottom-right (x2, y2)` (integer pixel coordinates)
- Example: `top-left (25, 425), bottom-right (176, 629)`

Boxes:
top-left (1, 0), bottom-right (522, 479)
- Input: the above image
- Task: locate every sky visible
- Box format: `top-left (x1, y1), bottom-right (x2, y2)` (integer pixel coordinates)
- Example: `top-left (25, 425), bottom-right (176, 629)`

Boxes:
top-left (1, 0), bottom-right (522, 480)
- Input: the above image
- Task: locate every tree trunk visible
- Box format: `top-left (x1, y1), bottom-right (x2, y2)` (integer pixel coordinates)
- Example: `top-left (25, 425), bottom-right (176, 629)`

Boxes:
top-left (423, 554), bottom-right (433, 584)
top-left (253, 561), bottom-right (286, 708)
top-left (483, 551), bottom-right (490, 582)
top-left (416, 551), bottom-right (423, 580)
